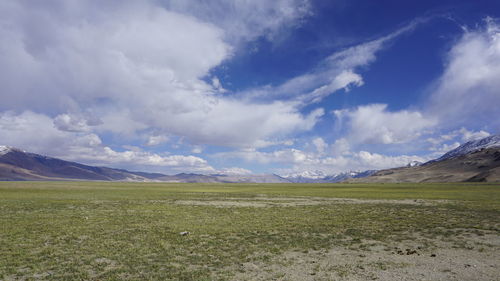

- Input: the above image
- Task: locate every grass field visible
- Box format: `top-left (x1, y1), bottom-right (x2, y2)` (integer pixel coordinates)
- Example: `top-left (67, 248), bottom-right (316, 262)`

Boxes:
top-left (0, 182), bottom-right (499, 280)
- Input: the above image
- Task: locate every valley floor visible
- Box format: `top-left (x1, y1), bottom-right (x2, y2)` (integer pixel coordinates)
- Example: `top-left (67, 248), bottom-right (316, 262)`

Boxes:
top-left (0, 182), bottom-right (499, 280)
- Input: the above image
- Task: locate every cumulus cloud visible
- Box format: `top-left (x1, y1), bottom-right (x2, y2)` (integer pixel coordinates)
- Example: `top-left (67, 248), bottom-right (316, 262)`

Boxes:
top-left (0, 111), bottom-right (214, 173)
top-left (76, 148), bottom-right (215, 173)
top-left (427, 17), bottom-right (500, 131)
top-left (216, 146), bottom-right (427, 175)
top-left (312, 137), bottom-right (327, 154)
top-left (212, 17), bottom-right (498, 175)
top-left (325, 18), bottom-right (499, 158)
top-left (1, 1), bottom-right (495, 176)
top-left (218, 167), bottom-right (252, 175)
top-left (53, 113), bottom-right (102, 133)
top-left (331, 138), bottom-right (351, 156)
top-left (215, 148), bottom-right (309, 164)
top-left (0, 0), bottom-right (230, 111)
top-left (334, 104), bottom-right (437, 145)
top-left (0, 0), bottom-right (324, 149)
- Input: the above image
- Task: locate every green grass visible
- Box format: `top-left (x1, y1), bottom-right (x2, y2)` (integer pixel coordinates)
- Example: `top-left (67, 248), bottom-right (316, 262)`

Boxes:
top-left (0, 181), bottom-right (499, 280)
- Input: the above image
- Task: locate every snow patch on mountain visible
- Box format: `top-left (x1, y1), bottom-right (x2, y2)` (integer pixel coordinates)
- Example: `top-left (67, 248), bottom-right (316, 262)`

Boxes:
top-left (0, 145), bottom-right (12, 156)
top-left (407, 160), bottom-right (423, 167)
top-left (437, 134), bottom-right (500, 161)
top-left (285, 170), bottom-right (377, 183)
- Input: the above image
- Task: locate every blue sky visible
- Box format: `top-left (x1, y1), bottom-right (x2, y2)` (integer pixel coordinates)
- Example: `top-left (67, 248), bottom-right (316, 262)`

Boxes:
top-left (0, 0), bottom-right (499, 176)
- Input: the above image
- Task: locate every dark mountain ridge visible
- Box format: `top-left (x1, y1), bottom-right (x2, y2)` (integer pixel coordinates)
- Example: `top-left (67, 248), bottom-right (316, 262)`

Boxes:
top-left (0, 147), bottom-right (158, 181)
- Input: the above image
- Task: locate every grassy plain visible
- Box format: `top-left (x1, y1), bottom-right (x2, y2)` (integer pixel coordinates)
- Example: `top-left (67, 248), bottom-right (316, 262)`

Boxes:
top-left (0, 182), bottom-right (499, 280)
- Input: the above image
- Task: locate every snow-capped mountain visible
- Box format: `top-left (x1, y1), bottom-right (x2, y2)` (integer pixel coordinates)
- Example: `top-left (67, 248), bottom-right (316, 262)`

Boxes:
top-left (0, 145), bottom-right (14, 156)
top-left (436, 135), bottom-right (500, 161)
top-left (406, 160), bottom-right (423, 167)
top-left (323, 170), bottom-right (377, 182)
top-left (285, 170), bottom-right (376, 183)
top-left (283, 168), bottom-right (327, 183)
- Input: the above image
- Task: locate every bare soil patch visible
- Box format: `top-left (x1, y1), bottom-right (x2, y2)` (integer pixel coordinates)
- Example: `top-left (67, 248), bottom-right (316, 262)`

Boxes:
top-left (232, 233), bottom-right (500, 281)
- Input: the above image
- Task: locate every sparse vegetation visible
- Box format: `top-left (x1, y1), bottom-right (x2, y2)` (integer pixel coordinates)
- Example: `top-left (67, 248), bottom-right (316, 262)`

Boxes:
top-left (0, 182), bottom-right (498, 280)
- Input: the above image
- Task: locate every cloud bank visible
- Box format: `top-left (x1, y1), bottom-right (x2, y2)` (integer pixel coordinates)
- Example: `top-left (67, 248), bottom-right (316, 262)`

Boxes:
top-left (0, 0), bottom-right (320, 165)
top-left (0, 0), bottom-right (497, 175)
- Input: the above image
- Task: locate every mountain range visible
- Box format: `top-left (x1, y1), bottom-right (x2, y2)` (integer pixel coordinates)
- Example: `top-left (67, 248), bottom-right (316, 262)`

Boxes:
top-left (1, 134), bottom-right (499, 183)
top-left (349, 135), bottom-right (500, 183)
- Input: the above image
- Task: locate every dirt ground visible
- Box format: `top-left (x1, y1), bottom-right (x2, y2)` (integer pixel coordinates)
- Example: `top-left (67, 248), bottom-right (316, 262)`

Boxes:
top-left (232, 233), bottom-right (500, 281)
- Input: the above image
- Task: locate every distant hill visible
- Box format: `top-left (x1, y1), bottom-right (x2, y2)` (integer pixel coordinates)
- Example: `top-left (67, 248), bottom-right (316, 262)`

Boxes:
top-left (0, 146), bottom-right (162, 181)
top-left (349, 135), bottom-right (500, 183)
top-left (0, 146), bottom-right (292, 183)
top-left (3, 135), bottom-right (498, 183)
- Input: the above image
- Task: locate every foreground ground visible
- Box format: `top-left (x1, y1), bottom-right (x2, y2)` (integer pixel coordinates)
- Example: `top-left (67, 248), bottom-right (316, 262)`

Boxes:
top-left (0, 182), bottom-right (499, 280)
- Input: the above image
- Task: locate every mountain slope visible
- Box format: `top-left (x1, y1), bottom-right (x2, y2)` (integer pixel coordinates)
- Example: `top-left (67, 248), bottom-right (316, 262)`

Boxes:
top-left (349, 135), bottom-right (500, 183)
top-left (436, 135), bottom-right (500, 161)
top-left (0, 147), bottom-right (158, 181)
top-left (0, 147), bottom-right (295, 183)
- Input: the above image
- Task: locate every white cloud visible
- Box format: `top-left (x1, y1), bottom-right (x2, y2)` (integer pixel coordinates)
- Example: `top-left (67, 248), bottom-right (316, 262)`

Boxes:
top-left (353, 151), bottom-right (427, 170)
top-left (426, 127), bottom-right (491, 154)
top-left (75, 147), bottom-right (215, 174)
top-left (0, 111), bottom-right (214, 173)
top-left (3, 2), bottom-right (494, 176)
top-left (142, 100), bottom-right (324, 147)
top-left (427, 17), bottom-right (500, 131)
top-left (161, 0), bottom-right (312, 44)
top-left (0, 111), bottom-right (85, 154)
top-left (240, 18), bottom-right (426, 108)
top-left (0, 0), bottom-right (230, 110)
top-left (312, 137), bottom-right (327, 154)
top-left (53, 114), bottom-right (96, 133)
top-left (253, 139), bottom-right (295, 148)
top-left (0, 0), bottom-right (323, 148)
top-left (331, 138), bottom-right (351, 156)
top-left (191, 146), bottom-right (203, 154)
top-left (334, 104), bottom-right (437, 145)
top-left (216, 148), bottom-right (310, 164)
top-left (211, 76), bottom-right (226, 93)
top-left (218, 167), bottom-right (252, 175)
top-left (146, 135), bottom-right (169, 146)
top-left (216, 146), bottom-right (428, 175)
top-left (429, 142), bottom-right (460, 156)
top-left (302, 70), bottom-right (364, 104)
top-left (459, 128), bottom-right (490, 141)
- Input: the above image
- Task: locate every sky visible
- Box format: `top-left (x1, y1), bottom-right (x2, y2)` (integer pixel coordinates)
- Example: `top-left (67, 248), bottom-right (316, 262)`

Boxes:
top-left (1, 0), bottom-right (499, 176)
